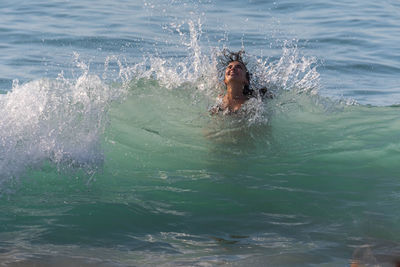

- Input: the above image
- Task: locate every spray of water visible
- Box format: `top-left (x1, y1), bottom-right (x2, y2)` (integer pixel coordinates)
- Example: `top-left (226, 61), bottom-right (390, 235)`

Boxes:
top-left (0, 54), bottom-right (124, 189)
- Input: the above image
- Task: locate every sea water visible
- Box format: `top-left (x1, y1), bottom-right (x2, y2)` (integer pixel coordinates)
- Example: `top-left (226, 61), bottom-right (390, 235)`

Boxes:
top-left (1, 0), bottom-right (400, 266)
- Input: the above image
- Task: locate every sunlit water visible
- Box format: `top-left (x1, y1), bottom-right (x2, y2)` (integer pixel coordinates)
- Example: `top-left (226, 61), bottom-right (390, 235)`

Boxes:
top-left (1, 0), bottom-right (400, 266)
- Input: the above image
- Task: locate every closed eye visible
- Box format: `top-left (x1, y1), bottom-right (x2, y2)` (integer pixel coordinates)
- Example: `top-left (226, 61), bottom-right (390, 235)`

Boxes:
top-left (228, 64), bottom-right (242, 69)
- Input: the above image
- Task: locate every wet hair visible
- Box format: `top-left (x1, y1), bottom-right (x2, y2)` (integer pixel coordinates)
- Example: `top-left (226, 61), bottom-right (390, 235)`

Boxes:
top-left (218, 49), bottom-right (253, 96)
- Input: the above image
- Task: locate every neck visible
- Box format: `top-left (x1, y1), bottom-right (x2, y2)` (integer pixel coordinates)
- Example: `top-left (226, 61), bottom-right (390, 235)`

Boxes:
top-left (226, 84), bottom-right (246, 101)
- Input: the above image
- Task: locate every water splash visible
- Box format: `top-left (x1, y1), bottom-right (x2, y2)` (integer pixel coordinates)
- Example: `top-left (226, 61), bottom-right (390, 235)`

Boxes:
top-left (117, 20), bottom-right (322, 126)
top-left (118, 19), bottom-right (218, 94)
top-left (0, 58), bottom-right (121, 190)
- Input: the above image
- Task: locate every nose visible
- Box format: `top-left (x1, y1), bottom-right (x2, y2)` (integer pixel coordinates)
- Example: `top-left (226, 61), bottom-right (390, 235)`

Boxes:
top-left (228, 66), bottom-right (240, 73)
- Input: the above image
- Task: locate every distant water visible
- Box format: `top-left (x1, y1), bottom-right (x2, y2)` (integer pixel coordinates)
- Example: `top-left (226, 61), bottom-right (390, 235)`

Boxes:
top-left (1, 0), bottom-right (400, 266)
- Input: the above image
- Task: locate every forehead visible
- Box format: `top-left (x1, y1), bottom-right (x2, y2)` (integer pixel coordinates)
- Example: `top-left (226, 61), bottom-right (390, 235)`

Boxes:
top-left (228, 61), bottom-right (245, 67)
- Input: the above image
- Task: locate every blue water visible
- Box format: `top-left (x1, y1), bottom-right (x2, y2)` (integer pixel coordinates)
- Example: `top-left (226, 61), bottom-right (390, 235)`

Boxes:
top-left (1, 0), bottom-right (400, 266)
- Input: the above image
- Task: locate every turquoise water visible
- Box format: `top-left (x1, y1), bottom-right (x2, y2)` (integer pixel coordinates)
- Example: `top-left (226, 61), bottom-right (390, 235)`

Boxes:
top-left (1, 0), bottom-right (400, 266)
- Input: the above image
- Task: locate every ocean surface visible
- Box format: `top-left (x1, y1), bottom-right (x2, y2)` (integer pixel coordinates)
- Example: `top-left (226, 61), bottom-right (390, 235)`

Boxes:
top-left (1, 0), bottom-right (400, 266)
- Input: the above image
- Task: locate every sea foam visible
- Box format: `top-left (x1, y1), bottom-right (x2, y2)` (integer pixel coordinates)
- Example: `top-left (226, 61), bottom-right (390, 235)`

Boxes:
top-left (0, 70), bottom-right (118, 189)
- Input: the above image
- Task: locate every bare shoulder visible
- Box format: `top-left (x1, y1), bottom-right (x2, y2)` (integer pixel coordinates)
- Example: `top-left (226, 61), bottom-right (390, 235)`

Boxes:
top-left (209, 94), bottom-right (225, 115)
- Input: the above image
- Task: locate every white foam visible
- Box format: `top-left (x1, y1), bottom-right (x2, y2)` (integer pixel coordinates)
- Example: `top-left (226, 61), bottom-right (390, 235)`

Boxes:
top-left (0, 70), bottom-right (120, 188)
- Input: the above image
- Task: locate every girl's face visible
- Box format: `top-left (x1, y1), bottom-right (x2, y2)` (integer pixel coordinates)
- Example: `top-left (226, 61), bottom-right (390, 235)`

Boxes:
top-left (224, 61), bottom-right (248, 85)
